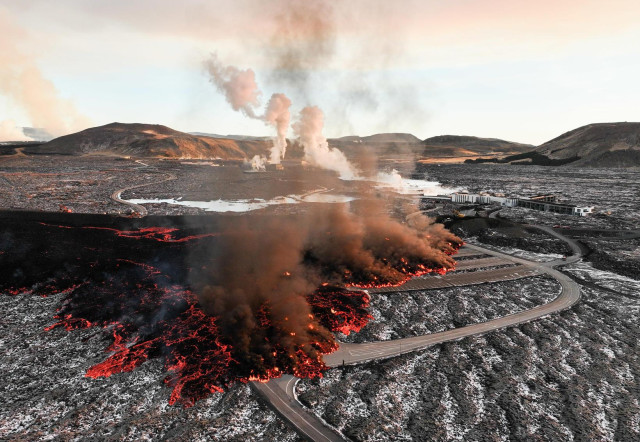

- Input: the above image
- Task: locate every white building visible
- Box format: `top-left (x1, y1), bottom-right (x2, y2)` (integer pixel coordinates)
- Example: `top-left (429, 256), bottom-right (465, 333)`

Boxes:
top-left (451, 192), bottom-right (519, 207)
top-left (573, 206), bottom-right (594, 216)
top-left (451, 192), bottom-right (593, 216)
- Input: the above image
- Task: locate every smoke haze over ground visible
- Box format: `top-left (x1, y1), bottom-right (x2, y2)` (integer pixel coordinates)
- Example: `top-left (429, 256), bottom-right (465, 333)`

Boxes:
top-left (1, 0), bottom-right (464, 400)
top-left (204, 54), bottom-right (292, 164)
top-left (191, 196), bottom-right (461, 375)
top-left (200, 41), bottom-right (462, 375)
top-left (293, 106), bottom-right (358, 179)
top-left (0, 9), bottom-right (89, 138)
top-left (0, 119), bottom-right (31, 141)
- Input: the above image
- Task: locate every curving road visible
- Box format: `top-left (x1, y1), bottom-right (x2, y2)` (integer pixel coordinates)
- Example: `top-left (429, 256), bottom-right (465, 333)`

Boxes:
top-left (252, 222), bottom-right (583, 441)
top-left (251, 375), bottom-right (344, 442)
top-left (525, 224), bottom-right (583, 265)
top-left (488, 208), bottom-right (584, 263)
top-left (323, 243), bottom-right (580, 367)
top-left (109, 161), bottom-right (176, 217)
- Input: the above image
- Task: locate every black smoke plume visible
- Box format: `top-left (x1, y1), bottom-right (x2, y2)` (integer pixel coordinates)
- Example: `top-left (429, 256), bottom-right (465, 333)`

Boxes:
top-left (191, 202), bottom-right (461, 374)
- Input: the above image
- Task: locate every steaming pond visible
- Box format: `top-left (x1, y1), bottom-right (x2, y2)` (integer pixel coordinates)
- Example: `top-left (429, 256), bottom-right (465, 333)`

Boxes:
top-left (126, 193), bottom-right (356, 213)
top-left (374, 170), bottom-right (460, 195)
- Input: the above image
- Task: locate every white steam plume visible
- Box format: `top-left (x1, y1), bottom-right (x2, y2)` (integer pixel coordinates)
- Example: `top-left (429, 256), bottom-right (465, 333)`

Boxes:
top-left (203, 55), bottom-right (360, 178)
top-left (0, 119), bottom-right (32, 142)
top-left (293, 106), bottom-right (358, 180)
top-left (204, 54), bottom-right (261, 118)
top-left (0, 11), bottom-right (90, 137)
top-left (204, 54), bottom-right (291, 163)
top-left (375, 169), bottom-right (460, 196)
top-left (249, 154), bottom-right (267, 171)
top-left (264, 93), bottom-right (291, 164)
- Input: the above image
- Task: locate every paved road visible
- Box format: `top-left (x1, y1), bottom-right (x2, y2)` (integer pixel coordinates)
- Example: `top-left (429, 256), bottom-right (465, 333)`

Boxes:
top-left (488, 208), bottom-right (582, 266)
top-left (249, 206), bottom-right (584, 440)
top-left (251, 375), bottom-right (344, 442)
top-left (526, 224), bottom-right (582, 266)
top-left (453, 255), bottom-right (511, 270)
top-left (253, 228), bottom-right (582, 441)
top-left (368, 262), bottom-right (538, 293)
top-left (324, 243), bottom-right (580, 366)
top-left (455, 248), bottom-right (487, 257)
top-left (109, 163), bottom-right (176, 217)
top-left (110, 187), bottom-right (149, 217)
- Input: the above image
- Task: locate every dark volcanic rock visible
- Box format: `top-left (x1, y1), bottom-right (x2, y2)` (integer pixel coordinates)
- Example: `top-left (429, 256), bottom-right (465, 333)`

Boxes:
top-left (535, 122), bottom-right (640, 167)
top-left (298, 284), bottom-right (640, 441)
top-left (424, 135), bottom-right (533, 155)
top-left (583, 238), bottom-right (640, 280)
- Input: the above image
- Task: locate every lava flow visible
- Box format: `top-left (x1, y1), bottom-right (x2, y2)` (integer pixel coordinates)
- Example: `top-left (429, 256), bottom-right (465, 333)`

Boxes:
top-left (44, 260), bottom-right (370, 406)
top-left (39, 223), bottom-right (219, 243)
top-left (1, 214), bottom-right (461, 407)
top-left (306, 285), bottom-right (372, 336)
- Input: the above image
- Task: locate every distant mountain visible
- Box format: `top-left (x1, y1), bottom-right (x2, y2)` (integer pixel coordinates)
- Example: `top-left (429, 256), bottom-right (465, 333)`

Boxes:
top-left (32, 122), bottom-right (640, 167)
top-left (26, 123), bottom-right (272, 159)
top-left (333, 133), bottom-right (421, 143)
top-left (363, 133), bottom-right (422, 143)
top-left (423, 135), bottom-right (533, 158)
top-left (331, 133), bottom-right (532, 162)
top-left (465, 122), bottom-right (640, 167)
top-left (329, 133), bottom-right (424, 159)
top-left (533, 122), bottom-right (640, 167)
top-left (189, 132), bottom-right (271, 141)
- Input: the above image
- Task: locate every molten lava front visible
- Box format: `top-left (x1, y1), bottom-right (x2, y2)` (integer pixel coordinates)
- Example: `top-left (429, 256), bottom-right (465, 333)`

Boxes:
top-left (44, 261), bottom-right (370, 406)
top-left (39, 223), bottom-right (220, 242)
top-left (0, 217), bottom-right (459, 407)
top-left (307, 286), bottom-right (372, 336)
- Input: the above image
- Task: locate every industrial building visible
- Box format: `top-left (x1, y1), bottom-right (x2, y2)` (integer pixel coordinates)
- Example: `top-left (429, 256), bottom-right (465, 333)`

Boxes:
top-left (517, 195), bottom-right (593, 216)
top-left (437, 192), bottom-right (594, 216)
top-left (451, 192), bottom-right (519, 207)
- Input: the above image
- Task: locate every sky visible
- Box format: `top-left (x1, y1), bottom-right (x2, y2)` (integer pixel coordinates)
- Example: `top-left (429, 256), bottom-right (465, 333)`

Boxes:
top-left (1, 0), bottom-right (639, 144)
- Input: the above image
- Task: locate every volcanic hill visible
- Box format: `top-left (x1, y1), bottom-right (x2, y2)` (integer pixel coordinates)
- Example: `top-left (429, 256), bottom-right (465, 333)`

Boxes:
top-left (25, 123), bottom-right (537, 164)
top-left (331, 133), bottom-right (531, 162)
top-left (423, 135), bottom-right (533, 158)
top-left (466, 122), bottom-right (640, 167)
top-left (25, 122), bottom-right (272, 159)
top-left (533, 122), bottom-right (640, 167)
top-left (329, 133), bottom-right (424, 159)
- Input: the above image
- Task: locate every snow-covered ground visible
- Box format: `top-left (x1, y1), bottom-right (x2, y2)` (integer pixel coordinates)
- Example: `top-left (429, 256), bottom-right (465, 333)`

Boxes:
top-left (299, 283), bottom-right (640, 441)
top-left (0, 292), bottom-right (299, 441)
top-left (341, 276), bottom-right (561, 343)
top-left (465, 237), bottom-right (564, 262)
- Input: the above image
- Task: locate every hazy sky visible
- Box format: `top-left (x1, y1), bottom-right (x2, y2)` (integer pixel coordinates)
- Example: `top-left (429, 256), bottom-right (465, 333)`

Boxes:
top-left (1, 0), bottom-right (639, 144)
